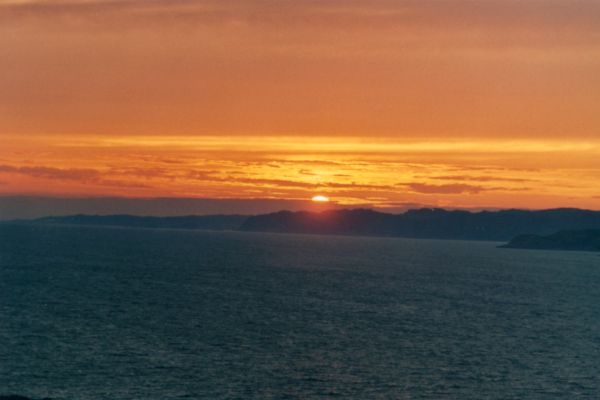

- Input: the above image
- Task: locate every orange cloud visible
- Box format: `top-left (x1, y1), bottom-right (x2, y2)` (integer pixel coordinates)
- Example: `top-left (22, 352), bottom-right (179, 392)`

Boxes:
top-left (0, 164), bottom-right (101, 181)
top-left (1, 134), bottom-right (599, 210)
top-left (405, 183), bottom-right (487, 195)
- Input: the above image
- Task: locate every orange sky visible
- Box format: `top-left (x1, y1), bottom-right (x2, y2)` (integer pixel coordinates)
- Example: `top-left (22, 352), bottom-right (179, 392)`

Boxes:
top-left (1, 0), bottom-right (600, 211)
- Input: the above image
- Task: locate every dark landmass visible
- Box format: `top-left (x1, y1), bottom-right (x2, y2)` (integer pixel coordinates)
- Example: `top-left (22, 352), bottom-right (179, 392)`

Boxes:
top-left (501, 229), bottom-right (600, 251)
top-left (20, 214), bottom-right (248, 231)
top-left (7, 208), bottom-right (600, 242)
top-left (239, 208), bottom-right (600, 241)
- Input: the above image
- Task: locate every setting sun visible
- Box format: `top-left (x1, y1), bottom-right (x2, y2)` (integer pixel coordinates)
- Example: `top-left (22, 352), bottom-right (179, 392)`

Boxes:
top-left (312, 195), bottom-right (330, 203)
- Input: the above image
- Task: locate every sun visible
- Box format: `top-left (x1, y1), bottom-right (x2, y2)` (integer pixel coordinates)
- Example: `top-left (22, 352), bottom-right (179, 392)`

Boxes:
top-left (311, 195), bottom-right (330, 203)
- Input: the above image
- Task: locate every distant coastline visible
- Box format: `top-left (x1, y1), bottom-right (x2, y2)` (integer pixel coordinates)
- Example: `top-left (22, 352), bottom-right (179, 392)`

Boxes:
top-left (6, 208), bottom-right (600, 244)
top-left (500, 230), bottom-right (600, 252)
top-left (7, 214), bottom-right (247, 232)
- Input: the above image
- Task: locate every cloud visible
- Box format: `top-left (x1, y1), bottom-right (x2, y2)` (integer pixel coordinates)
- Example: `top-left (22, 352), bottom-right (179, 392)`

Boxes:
top-left (138, 156), bottom-right (186, 165)
top-left (186, 172), bottom-right (312, 188)
top-left (184, 170), bottom-right (396, 191)
top-left (102, 180), bottom-right (156, 189)
top-left (3, 0), bottom-right (599, 49)
top-left (266, 159), bottom-right (346, 166)
top-left (187, 170), bottom-right (221, 180)
top-left (405, 183), bottom-right (486, 194)
top-left (232, 177), bottom-right (316, 188)
top-left (3, 0), bottom-right (599, 33)
top-left (108, 166), bottom-right (171, 179)
top-left (429, 174), bottom-right (532, 183)
top-left (0, 164), bottom-right (100, 180)
top-left (229, 177), bottom-right (397, 191)
top-left (0, 160), bottom-right (395, 194)
top-left (0, 163), bottom-right (154, 189)
top-left (404, 182), bottom-right (533, 194)
top-left (323, 181), bottom-right (393, 190)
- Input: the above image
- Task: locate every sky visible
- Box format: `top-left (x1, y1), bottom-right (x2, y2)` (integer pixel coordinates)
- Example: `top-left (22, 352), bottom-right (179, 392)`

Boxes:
top-left (1, 0), bottom-right (600, 214)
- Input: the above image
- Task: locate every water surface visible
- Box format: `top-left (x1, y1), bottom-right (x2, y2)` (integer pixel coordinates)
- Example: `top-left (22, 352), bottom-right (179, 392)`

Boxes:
top-left (1, 224), bottom-right (600, 399)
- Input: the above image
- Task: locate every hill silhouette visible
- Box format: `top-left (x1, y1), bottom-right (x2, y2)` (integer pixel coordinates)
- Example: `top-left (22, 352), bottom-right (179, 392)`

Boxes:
top-left (27, 214), bottom-right (247, 231)
top-left (239, 208), bottom-right (600, 241)
top-left (501, 229), bottom-right (600, 251)
top-left (9, 208), bottom-right (600, 242)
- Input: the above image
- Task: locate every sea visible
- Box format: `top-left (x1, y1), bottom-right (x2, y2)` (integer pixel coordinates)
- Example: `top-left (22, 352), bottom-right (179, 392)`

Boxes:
top-left (1, 224), bottom-right (600, 399)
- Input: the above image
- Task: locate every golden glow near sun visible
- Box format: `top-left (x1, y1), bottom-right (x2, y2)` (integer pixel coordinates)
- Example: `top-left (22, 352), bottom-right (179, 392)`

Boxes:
top-left (312, 195), bottom-right (330, 203)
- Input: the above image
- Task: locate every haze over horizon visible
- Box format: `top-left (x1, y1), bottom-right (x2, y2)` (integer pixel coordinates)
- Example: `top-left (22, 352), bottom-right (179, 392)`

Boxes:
top-left (2, 0), bottom-right (600, 213)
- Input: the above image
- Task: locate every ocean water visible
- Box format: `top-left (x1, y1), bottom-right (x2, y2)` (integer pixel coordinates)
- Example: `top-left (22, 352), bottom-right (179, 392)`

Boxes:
top-left (1, 224), bottom-right (600, 399)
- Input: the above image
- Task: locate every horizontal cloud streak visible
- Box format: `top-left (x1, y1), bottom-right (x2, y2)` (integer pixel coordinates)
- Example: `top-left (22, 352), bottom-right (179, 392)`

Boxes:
top-left (0, 164), bottom-right (153, 190)
top-left (3, 0), bottom-right (599, 39)
top-left (405, 183), bottom-right (487, 195)
top-left (0, 132), bottom-right (599, 210)
top-left (0, 164), bottom-right (100, 181)
top-left (429, 175), bottom-right (533, 183)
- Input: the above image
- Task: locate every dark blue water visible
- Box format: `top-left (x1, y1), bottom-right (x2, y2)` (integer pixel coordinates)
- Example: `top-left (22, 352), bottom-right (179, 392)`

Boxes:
top-left (1, 224), bottom-right (600, 399)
